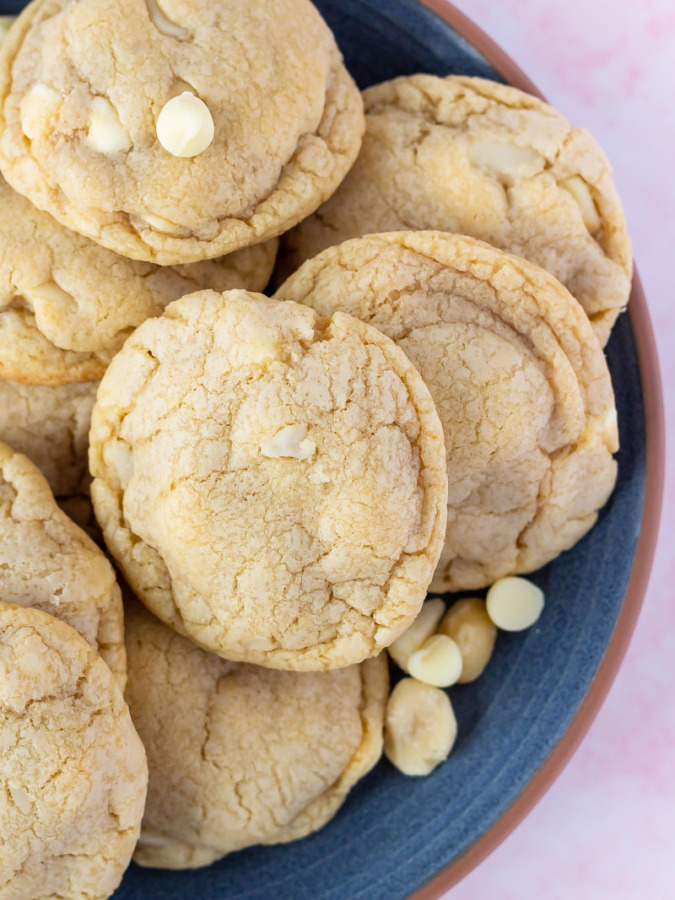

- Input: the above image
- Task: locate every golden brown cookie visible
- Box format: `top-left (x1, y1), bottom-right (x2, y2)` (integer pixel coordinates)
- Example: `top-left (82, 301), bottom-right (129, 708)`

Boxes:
top-left (0, 376), bottom-right (96, 496)
top-left (125, 599), bottom-right (387, 868)
top-left (0, 0), bottom-right (363, 265)
top-left (0, 441), bottom-right (125, 684)
top-left (275, 232), bottom-right (618, 591)
top-left (0, 602), bottom-right (147, 900)
top-left (0, 178), bottom-right (277, 384)
top-left (89, 289), bottom-right (447, 670)
top-left (283, 75), bottom-right (632, 345)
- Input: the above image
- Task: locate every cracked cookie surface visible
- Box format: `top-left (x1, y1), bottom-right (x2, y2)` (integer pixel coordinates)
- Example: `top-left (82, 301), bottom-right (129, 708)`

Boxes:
top-left (0, 0), bottom-right (363, 264)
top-left (283, 74), bottom-right (632, 346)
top-left (125, 599), bottom-right (388, 868)
top-left (89, 290), bottom-right (447, 669)
top-left (0, 442), bottom-right (126, 685)
top-left (0, 602), bottom-right (147, 900)
top-left (275, 231), bottom-right (618, 591)
top-left (0, 178), bottom-right (277, 384)
top-left (0, 376), bottom-right (96, 496)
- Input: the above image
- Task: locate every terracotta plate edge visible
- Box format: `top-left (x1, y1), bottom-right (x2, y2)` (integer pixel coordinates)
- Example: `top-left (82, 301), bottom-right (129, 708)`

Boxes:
top-left (406, 1), bottom-right (667, 897)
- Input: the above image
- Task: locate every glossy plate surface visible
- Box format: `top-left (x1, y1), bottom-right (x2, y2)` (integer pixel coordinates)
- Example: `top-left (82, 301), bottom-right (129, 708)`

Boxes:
top-left (0, 0), bottom-right (662, 897)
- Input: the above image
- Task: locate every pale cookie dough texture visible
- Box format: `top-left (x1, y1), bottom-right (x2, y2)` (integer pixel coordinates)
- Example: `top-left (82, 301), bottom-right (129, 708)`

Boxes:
top-left (0, 442), bottom-right (126, 684)
top-left (0, 376), bottom-right (96, 496)
top-left (275, 232), bottom-right (619, 592)
top-left (0, 0), bottom-right (364, 264)
top-left (0, 178), bottom-right (277, 384)
top-left (0, 602), bottom-right (147, 900)
top-left (89, 290), bottom-right (447, 670)
top-left (125, 600), bottom-right (388, 868)
top-left (284, 74), bottom-right (632, 346)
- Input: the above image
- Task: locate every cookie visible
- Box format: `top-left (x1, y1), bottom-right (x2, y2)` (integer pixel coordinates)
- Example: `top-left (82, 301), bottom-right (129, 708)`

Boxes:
top-left (0, 178), bottom-right (277, 385)
top-left (124, 599), bottom-right (387, 868)
top-left (0, 442), bottom-right (126, 684)
top-left (283, 75), bottom-right (632, 346)
top-left (89, 289), bottom-right (447, 670)
top-left (0, 0), bottom-right (363, 265)
top-left (0, 376), bottom-right (96, 496)
top-left (0, 16), bottom-right (16, 44)
top-left (275, 232), bottom-right (618, 591)
top-left (0, 602), bottom-right (147, 900)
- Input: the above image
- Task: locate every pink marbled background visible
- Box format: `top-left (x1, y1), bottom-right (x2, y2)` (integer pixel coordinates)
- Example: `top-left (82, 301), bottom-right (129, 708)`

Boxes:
top-left (437, 0), bottom-right (675, 897)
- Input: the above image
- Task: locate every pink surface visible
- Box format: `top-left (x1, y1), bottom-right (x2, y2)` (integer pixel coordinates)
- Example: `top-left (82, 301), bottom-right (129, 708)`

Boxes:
top-left (440, 0), bottom-right (675, 897)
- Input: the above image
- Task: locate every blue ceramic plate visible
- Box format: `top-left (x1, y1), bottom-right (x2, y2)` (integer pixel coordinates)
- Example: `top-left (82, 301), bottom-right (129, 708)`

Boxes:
top-left (1, 0), bottom-right (662, 897)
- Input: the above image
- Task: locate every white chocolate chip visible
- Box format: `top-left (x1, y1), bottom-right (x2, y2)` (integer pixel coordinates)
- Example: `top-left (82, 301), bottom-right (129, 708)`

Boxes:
top-left (469, 140), bottom-right (545, 185)
top-left (241, 340), bottom-right (284, 366)
top-left (86, 96), bottom-right (132, 154)
top-left (141, 214), bottom-right (184, 234)
top-left (145, 0), bottom-right (190, 39)
top-left (17, 651), bottom-right (45, 678)
top-left (384, 678), bottom-right (457, 777)
top-left (308, 466), bottom-right (331, 485)
top-left (156, 92), bottom-right (214, 158)
top-left (486, 576), bottom-right (544, 631)
top-left (0, 15), bottom-right (16, 42)
top-left (407, 634), bottom-right (463, 688)
top-left (103, 440), bottom-right (134, 488)
top-left (23, 280), bottom-right (74, 308)
top-left (388, 598), bottom-right (445, 672)
top-left (20, 84), bottom-right (62, 140)
top-left (260, 424), bottom-right (316, 460)
top-left (9, 784), bottom-right (32, 815)
top-left (561, 175), bottom-right (601, 233)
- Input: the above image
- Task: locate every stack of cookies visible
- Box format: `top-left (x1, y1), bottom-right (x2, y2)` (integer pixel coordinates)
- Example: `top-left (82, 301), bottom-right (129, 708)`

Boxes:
top-left (0, 0), bottom-right (630, 896)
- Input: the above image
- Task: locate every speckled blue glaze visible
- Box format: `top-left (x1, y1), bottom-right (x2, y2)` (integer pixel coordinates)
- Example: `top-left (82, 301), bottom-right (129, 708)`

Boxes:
top-left (0, 0), bottom-right (646, 896)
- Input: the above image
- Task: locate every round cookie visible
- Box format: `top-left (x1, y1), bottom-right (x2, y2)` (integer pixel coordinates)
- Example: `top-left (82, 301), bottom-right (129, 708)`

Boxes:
top-left (125, 599), bottom-right (388, 868)
top-left (275, 232), bottom-right (619, 592)
top-left (0, 376), bottom-right (96, 496)
top-left (0, 0), bottom-right (363, 265)
top-left (0, 178), bottom-right (277, 385)
top-left (89, 289), bottom-right (447, 670)
top-left (283, 74), bottom-right (632, 346)
top-left (0, 442), bottom-right (126, 684)
top-left (0, 602), bottom-right (147, 900)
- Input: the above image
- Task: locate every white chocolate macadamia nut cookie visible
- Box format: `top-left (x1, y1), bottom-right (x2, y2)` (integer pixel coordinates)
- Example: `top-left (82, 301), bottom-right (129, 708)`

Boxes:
top-left (275, 232), bottom-right (618, 591)
top-left (0, 178), bottom-right (277, 385)
top-left (0, 602), bottom-right (147, 900)
top-left (0, 442), bottom-right (126, 685)
top-left (89, 290), bottom-right (447, 670)
top-left (125, 600), bottom-right (388, 868)
top-left (0, 376), bottom-right (96, 496)
top-left (0, 0), bottom-right (364, 264)
top-left (284, 74), bottom-right (632, 345)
